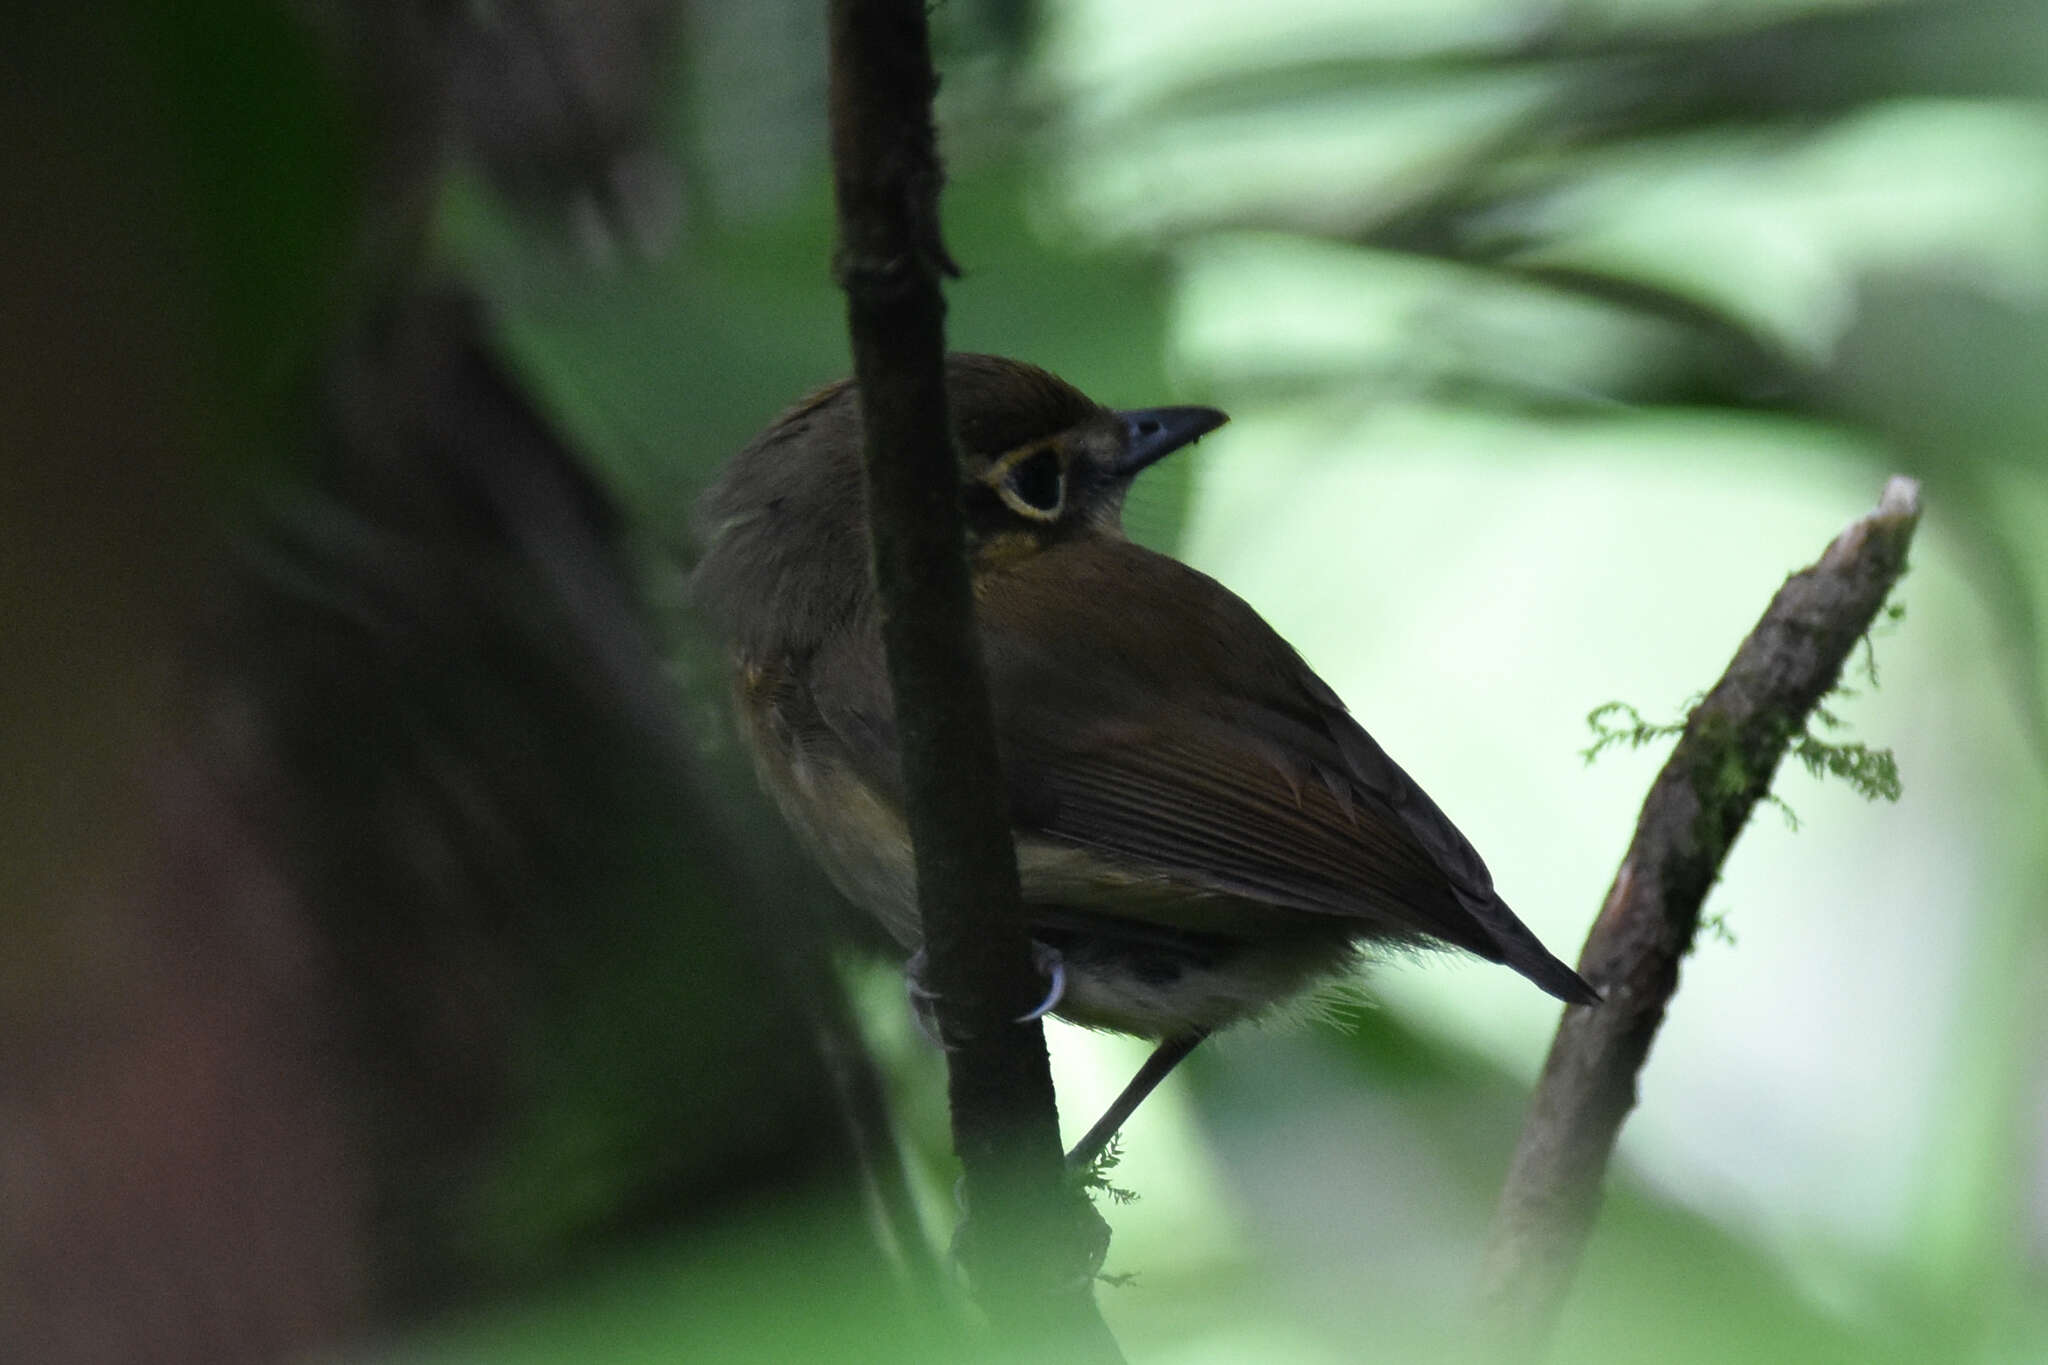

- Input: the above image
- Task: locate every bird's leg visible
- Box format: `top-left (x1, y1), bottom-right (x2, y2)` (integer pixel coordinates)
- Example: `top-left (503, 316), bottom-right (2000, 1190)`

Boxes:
top-left (1064, 1029), bottom-right (1209, 1170)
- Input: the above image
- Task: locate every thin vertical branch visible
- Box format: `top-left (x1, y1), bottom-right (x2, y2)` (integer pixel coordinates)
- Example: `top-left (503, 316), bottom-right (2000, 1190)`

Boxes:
top-left (824, 1), bottom-right (1123, 1354)
top-left (1479, 476), bottom-right (1923, 1348)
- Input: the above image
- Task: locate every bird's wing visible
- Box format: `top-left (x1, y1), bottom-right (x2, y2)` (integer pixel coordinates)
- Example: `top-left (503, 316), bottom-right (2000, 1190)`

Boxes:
top-left (809, 539), bottom-right (1593, 1002)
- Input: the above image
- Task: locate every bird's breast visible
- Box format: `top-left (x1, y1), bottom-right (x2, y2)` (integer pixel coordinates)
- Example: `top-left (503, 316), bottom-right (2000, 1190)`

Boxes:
top-left (736, 658), bottom-right (921, 948)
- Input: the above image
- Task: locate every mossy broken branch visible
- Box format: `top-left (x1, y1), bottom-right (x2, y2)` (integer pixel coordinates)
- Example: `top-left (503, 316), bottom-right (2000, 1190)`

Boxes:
top-left (1479, 476), bottom-right (1922, 1349)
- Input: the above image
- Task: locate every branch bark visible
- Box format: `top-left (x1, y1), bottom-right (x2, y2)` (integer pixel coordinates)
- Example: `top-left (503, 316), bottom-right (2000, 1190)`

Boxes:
top-left (824, 1), bottom-right (1123, 1354)
top-left (1479, 475), bottom-right (1924, 1347)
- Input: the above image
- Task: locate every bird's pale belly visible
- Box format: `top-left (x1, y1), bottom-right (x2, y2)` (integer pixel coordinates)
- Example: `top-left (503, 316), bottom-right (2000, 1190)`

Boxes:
top-left (1026, 910), bottom-right (1358, 1037)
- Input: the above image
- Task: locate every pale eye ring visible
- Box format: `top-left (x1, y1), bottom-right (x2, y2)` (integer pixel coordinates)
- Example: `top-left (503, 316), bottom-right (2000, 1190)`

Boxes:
top-left (995, 447), bottom-right (1065, 520)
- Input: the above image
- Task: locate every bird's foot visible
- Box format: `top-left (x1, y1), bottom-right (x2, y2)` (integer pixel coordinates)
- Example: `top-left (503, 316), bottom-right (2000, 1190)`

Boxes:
top-left (902, 939), bottom-right (1067, 1046)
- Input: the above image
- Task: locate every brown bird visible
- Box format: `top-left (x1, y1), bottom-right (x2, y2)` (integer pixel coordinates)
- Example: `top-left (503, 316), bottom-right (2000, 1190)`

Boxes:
top-left (692, 355), bottom-right (1596, 1163)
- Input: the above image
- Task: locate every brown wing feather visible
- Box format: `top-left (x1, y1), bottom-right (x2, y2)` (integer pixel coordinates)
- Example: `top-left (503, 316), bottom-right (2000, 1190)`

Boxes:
top-left (1030, 719), bottom-right (1497, 957)
top-left (809, 537), bottom-right (1593, 1003)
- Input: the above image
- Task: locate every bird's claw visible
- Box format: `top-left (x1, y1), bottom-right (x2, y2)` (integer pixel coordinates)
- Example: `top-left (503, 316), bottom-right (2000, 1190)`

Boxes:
top-left (904, 948), bottom-right (948, 1048)
top-left (1016, 941), bottom-right (1066, 1023)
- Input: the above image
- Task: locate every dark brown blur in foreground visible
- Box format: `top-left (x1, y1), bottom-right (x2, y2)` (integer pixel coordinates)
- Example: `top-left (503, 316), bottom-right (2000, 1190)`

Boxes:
top-left (1, 9), bottom-right (877, 1362)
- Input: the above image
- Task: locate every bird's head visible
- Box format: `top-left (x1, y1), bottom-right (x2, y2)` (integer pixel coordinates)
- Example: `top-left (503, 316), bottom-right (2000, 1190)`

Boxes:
top-left (691, 354), bottom-right (1227, 658)
top-left (948, 355), bottom-right (1226, 564)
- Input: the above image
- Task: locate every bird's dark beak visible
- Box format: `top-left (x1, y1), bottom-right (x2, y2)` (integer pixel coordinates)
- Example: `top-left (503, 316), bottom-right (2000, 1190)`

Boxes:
top-left (1111, 405), bottom-right (1228, 478)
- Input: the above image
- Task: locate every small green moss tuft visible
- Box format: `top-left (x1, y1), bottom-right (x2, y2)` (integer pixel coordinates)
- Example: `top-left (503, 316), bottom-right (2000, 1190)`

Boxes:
top-left (1581, 701), bottom-right (1687, 765)
top-left (1700, 910), bottom-right (1739, 949)
top-left (1072, 1135), bottom-right (1139, 1207)
top-left (1858, 601), bottom-right (1908, 687)
top-left (1761, 790), bottom-right (1803, 831)
top-left (1788, 732), bottom-right (1903, 804)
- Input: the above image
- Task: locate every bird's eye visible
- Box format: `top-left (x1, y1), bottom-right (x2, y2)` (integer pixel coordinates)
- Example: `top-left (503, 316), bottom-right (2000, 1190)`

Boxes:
top-left (996, 447), bottom-right (1065, 520)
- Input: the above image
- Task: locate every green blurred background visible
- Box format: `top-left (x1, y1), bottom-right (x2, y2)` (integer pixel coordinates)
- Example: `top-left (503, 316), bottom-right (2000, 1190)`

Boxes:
top-left (9, 1), bottom-right (2048, 1362)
